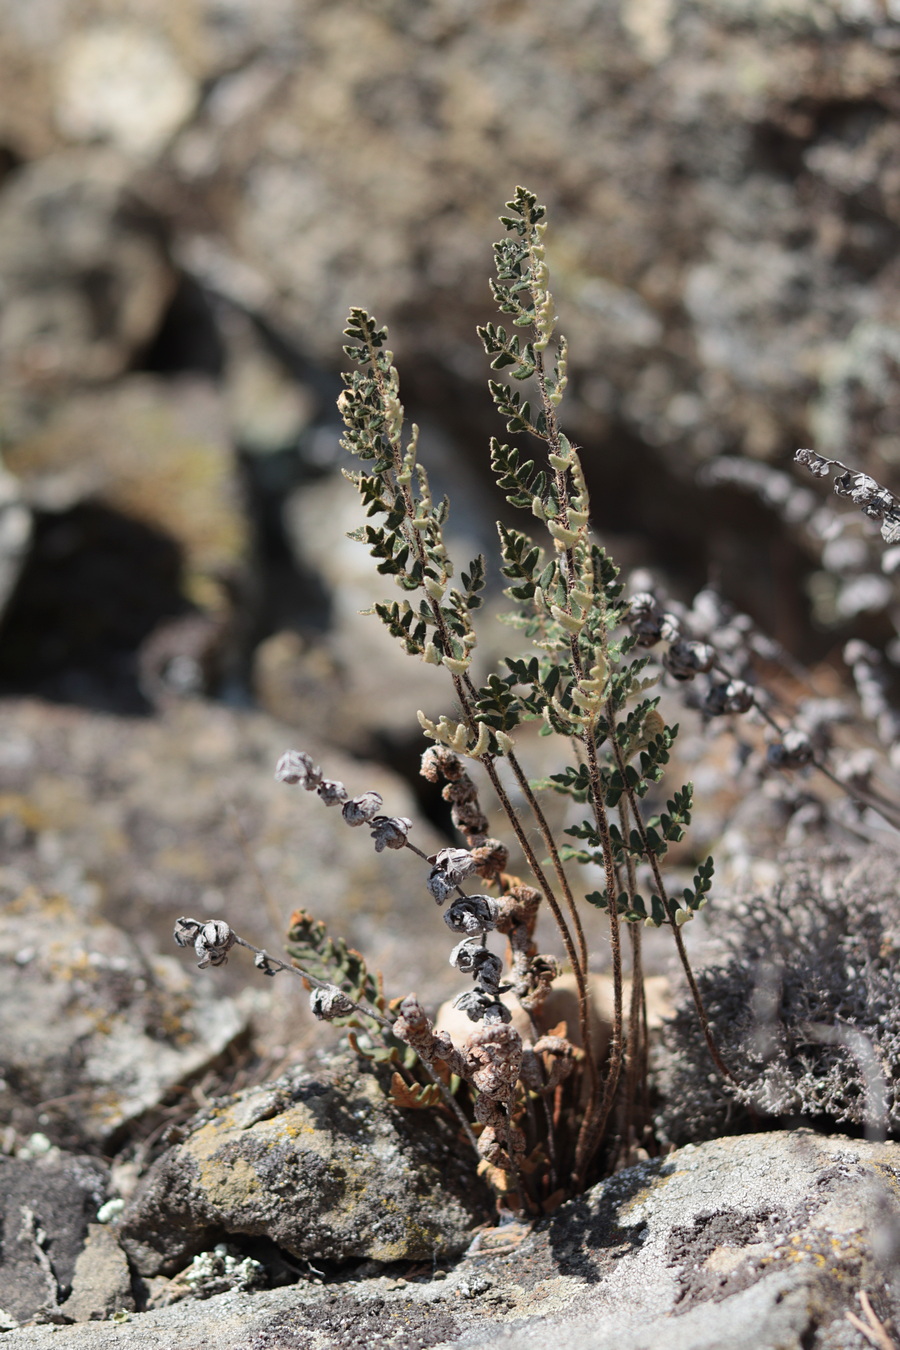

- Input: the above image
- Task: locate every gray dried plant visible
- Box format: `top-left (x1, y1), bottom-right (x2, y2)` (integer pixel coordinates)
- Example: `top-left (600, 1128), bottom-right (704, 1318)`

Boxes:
top-left (656, 844), bottom-right (900, 1148)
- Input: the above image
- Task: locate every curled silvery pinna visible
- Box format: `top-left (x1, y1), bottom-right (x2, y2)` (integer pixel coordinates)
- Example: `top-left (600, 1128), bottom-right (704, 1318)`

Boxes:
top-left (309, 985), bottom-right (356, 1021)
top-left (449, 937), bottom-right (503, 990)
top-left (275, 750), bottom-right (321, 789)
top-left (795, 447), bottom-right (831, 479)
top-left (453, 989), bottom-right (512, 1023)
top-left (426, 847), bottom-right (477, 902)
top-left (317, 778), bottom-right (348, 806)
top-left (342, 791), bottom-right (384, 826)
top-left (767, 729), bottom-right (814, 770)
top-left (444, 895), bottom-right (503, 935)
top-left (703, 679), bottom-right (755, 716)
top-left (626, 592), bottom-right (665, 647)
top-left (174, 917), bottom-right (236, 969)
top-left (663, 639), bottom-right (715, 681)
top-left (369, 815), bottom-right (412, 851)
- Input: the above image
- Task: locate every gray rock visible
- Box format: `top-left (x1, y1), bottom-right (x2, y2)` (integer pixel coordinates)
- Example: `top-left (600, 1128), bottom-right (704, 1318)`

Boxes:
top-left (4, 1131), bottom-right (900, 1348)
top-left (0, 154), bottom-right (175, 395)
top-left (0, 697), bottom-right (464, 1049)
top-left (118, 1059), bottom-right (493, 1275)
top-left (2, 375), bottom-right (249, 710)
top-left (54, 27), bottom-right (197, 160)
top-left (0, 883), bottom-right (248, 1147)
top-left (0, 1151), bottom-right (108, 1325)
top-left (58, 1225), bottom-right (134, 1323)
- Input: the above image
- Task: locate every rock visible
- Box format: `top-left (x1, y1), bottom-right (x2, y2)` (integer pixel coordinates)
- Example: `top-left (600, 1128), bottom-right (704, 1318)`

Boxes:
top-left (0, 697), bottom-right (464, 1057)
top-left (0, 154), bottom-right (175, 394)
top-left (55, 27), bottom-right (198, 159)
top-left (281, 453), bottom-right (494, 747)
top-left (0, 884), bottom-right (248, 1148)
top-left (0, 1), bottom-right (897, 640)
top-left (1, 377), bottom-right (248, 708)
top-left (58, 1225), bottom-right (134, 1323)
top-left (0, 1150), bottom-right (108, 1325)
top-left (4, 1130), bottom-right (900, 1348)
top-left (119, 1058), bottom-right (492, 1275)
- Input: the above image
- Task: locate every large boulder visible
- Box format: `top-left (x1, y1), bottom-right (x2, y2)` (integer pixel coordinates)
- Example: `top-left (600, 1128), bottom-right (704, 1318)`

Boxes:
top-left (0, 1150), bottom-right (109, 1325)
top-left (119, 1059), bottom-right (492, 1275)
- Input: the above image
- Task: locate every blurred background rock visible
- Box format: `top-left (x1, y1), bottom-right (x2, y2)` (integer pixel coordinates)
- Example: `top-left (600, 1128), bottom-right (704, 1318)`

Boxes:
top-left (1, 0), bottom-right (900, 1128)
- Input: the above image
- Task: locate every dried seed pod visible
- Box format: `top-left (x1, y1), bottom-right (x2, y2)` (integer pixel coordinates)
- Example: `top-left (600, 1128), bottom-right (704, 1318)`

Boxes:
top-left (449, 936), bottom-right (489, 973)
top-left (392, 995), bottom-right (467, 1076)
top-left (626, 592), bottom-right (665, 647)
top-left (369, 815), bottom-right (412, 851)
top-left (659, 612), bottom-right (683, 643)
top-left (833, 471), bottom-right (881, 505)
top-left (520, 1035), bottom-right (576, 1092)
top-left (341, 791), bottom-right (384, 826)
top-left (451, 798), bottom-right (489, 836)
top-left (425, 870), bottom-right (457, 905)
top-left (444, 895), bottom-right (503, 935)
top-left (275, 749), bottom-right (322, 789)
top-left (469, 840), bottom-right (509, 881)
top-left (420, 746), bottom-right (465, 783)
top-left (309, 984), bottom-right (356, 1021)
top-left (441, 777), bottom-right (478, 805)
top-left (317, 778), bottom-right (348, 806)
top-left (449, 938), bottom-right (504, 991)
top-left (795, 447), bottom-right (831, 478)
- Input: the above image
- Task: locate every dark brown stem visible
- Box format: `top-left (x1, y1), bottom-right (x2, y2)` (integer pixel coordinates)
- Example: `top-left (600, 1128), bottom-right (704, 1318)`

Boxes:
top-left (505, 747), bottom-right (589, 977)
top-left (619, 797), bottom-right (644, 1152)
top-left (570, 727), bottom-right (625, 1188)
top-left (606, 729), bottom-right (734, 1083)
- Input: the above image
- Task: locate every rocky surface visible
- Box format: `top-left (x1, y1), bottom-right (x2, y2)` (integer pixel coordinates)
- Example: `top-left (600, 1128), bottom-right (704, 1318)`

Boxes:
top-left (3, 1130), bottom-right (899, 1347)
top-left (0, 4), bottom-right (899, 1345)
top-left (1, 376), bottom-right (248, 709)
top-left (58, 1225), bottom-right (134, 1324)
top-left (0, 1148), bottom-right (109, 1326)
top-left (0, 884), bottom-right (248, 1148)
top-left (0, 0), bottom-right (897, 646)
top-left (0, 697), bottom-right (459, 1008)
top-left (119, 1058), bottom-right (493, 1275)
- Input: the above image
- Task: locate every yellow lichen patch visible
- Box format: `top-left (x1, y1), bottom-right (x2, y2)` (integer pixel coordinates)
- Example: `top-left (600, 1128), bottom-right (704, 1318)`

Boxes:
top-left (7, 885), bottom-right (73, 922)
top-left (184, 1103), bottom-right (320, 1165)
top-left (0, 793), bottom-right (47, 833)
top-left (197, 1155), bottom-right (261, 1209)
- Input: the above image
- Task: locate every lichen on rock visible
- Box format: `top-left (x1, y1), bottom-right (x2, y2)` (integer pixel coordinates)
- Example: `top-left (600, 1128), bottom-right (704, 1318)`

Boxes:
top-left (119, 1057), bottom-right (492, 1276)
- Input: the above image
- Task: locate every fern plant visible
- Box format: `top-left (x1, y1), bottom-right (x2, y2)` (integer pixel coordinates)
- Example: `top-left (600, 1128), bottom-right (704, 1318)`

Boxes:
top-left (335, 188), bottom-right (729, 1187)
top-left (176, 187), bottom-right (729, 1213)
